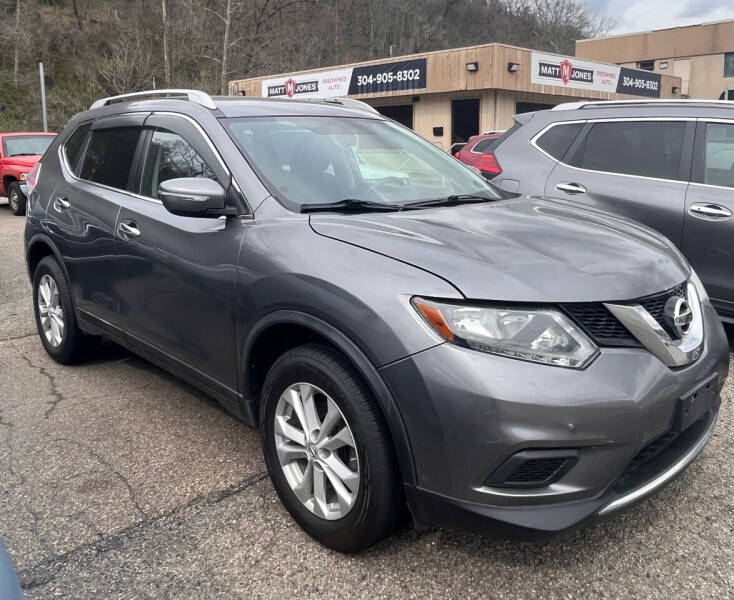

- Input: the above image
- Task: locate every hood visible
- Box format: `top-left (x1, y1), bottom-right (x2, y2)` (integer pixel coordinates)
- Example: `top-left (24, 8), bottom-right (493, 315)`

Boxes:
top-left (2, 155), bottom-right (41, 169)
top-left (309, 197), bottom-right (689, 303)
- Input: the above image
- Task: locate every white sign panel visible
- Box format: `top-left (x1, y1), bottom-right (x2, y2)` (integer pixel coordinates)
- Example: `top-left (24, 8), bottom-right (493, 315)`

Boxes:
top-left (530, 52), bottom-right (620, 94)
top-left (262, 68), bottom-right (353, 99)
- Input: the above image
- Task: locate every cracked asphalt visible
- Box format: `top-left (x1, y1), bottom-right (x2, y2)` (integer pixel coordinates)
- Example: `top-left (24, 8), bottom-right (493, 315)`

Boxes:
top-left (1, 203), bottom-right (733, 600)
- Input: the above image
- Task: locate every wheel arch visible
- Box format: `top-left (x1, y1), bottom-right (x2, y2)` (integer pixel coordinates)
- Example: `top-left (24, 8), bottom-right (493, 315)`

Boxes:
top-left (242, 310), bottom-right (417, 486)
top-left (26, 234), bottom-right (70, 285)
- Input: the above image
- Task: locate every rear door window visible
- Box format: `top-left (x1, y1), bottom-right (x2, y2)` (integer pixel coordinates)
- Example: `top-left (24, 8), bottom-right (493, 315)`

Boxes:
top-left (702, 122), bottom-right (734, 188)
top-left (535, 123), bottom-right (584, 160)
top-left (569, 120), bottom-right (686, 181)
top-left (80, 127), bottom-right (142, 190)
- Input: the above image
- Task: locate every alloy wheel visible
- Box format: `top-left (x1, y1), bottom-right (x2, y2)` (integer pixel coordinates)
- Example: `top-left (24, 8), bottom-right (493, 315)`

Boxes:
top-left (274, 382), bottom-right (360, 520)
top-left (8, 189), bottom-right (18, 212)
top-left (38, 274), bottom-right (65, 347)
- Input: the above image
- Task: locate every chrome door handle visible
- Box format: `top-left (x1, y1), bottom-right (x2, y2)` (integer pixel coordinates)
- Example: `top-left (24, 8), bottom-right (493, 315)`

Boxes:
top-left (555, 182), bottom-right (587, 194)
top-left (53, 197), bottom-right (70, 211)
top-left (118, 222), bottom-right (141, 238)
top-left (689, 203), bottom-right (732, 219)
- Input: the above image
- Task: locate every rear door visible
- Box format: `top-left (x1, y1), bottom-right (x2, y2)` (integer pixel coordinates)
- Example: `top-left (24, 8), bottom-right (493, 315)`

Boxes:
top-left (544, 118), bottom-right (694, 246)
top-left (683, 119), bottom-right (734, 317)
top-left (113, 113), bottom-right (245, 396)
top-left (47, 115), bottom-right (146, 329)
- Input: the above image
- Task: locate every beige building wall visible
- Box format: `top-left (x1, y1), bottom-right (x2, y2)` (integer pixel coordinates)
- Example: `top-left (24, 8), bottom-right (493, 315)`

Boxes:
top-left (231, 42), bottom-right (680, 148)
top-left (576, 19), bottom-right (734, 99)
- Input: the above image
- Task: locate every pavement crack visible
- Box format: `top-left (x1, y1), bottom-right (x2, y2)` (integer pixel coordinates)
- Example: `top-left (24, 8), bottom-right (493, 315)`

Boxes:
top-left (55, 437), bottom-right (148, 520)
top-left (17, 470), bottom-right (269, 591)
top-left (0, 332), bottom-right (36, 343)
top-left (19, 352), bottom-right (66, 418)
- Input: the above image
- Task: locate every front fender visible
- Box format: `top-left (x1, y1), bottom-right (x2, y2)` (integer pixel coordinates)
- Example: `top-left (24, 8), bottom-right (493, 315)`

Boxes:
top-left (241, 309), bottom-right (419, 485)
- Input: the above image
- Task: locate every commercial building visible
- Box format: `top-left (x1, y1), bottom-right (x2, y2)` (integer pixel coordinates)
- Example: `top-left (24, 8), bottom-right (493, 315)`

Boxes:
top-left (576, 19), bottom-right (734, 99)
top-left (229, 43), bottom-right (680, 151)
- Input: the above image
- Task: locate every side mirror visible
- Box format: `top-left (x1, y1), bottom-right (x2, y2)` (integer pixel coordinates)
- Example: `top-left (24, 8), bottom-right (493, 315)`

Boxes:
top-left (158, 177), bottom-right (228, 217)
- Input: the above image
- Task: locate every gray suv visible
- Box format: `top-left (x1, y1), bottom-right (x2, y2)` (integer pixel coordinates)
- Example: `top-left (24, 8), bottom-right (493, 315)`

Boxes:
top-left (491, 99), bottom-right (734, 324)
top-left (24, 90), bottom-right (729, 552)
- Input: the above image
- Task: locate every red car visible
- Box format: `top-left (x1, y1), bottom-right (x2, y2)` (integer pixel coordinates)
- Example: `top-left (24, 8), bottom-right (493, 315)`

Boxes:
top-left (453, 132), bottom-right (504, 180)
top-left (1, 131), bottom-right (56, 216)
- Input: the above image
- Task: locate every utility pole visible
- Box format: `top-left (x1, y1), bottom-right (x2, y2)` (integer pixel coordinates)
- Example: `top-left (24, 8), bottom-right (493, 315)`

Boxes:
top-left (39, 62), bottom-right (48, 132)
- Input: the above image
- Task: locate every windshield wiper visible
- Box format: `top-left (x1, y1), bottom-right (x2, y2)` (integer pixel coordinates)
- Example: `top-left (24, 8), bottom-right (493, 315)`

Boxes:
top-left (300, 198), bottom-right (402, 214)
top-left (402, 194), bottom-right (496, 210)
top-left (8, 153), bottom-right (38, 157)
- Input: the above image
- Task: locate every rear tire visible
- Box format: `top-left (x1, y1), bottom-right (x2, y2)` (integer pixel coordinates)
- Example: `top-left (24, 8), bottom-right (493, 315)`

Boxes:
top-left (261, 343), bottom-right (401, 553)
top-left (7, 182), bottom-right (26, 216)
top-left (32, 256), bottom-right (99, 364)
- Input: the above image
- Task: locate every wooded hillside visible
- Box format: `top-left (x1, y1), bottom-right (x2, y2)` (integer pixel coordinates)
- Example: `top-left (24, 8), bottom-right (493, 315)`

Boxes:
top-left (0, 0), bottom-right (608, 131)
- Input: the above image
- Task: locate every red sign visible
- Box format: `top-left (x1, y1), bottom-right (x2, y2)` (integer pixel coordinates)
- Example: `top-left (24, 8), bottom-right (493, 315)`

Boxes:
top-left (284, 78), bottom-right (296, 98)
top-left (559, 59), bottom-right (572, 85)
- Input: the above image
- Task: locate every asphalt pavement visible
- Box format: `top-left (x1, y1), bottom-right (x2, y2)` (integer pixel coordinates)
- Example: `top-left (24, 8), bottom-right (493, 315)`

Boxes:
top-left (0, 202), bottom-right (732, 599)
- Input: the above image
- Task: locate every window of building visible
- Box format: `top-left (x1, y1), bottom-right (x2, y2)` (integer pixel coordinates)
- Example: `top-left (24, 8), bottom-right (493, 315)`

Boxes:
top-left (535, 123), bottom-right (584, 160)
top-left (80, 127), bottom-right (141, 190)
top-left (63, 124), bottom-right (91, 175)
top-left (637, 60), bottom-right (655, 71)
top-left (142, 130), bottom-right (217, 198)
top-left (725, 53), bottom-right (734, 78)
top-left (569, 121), bottom-right (686, 181)
top-left (703, 122), bottom-right (734, 188)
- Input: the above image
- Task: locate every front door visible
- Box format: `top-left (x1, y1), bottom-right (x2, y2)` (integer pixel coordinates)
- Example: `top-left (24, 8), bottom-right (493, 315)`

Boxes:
top-left (545, 119), bottom-right (693, 246)
top-left (114, 114), bottom-right (245, 395)
top-left (683, 120), bottom-right (734, 318)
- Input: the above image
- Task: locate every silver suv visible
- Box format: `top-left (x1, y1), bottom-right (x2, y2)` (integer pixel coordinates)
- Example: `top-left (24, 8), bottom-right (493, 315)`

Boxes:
top-left (491, 99), bottom-right (734, 324)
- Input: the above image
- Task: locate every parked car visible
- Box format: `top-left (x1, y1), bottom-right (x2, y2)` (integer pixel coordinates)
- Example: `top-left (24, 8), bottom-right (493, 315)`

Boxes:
top-left (24, 90), bottom-right (729, 553)
top-left (490, 99), bottom-right (734, 324)
top-left (1, 131), bottom-right (56, 216)
top-left (453, 132), bottom-right (504, 179)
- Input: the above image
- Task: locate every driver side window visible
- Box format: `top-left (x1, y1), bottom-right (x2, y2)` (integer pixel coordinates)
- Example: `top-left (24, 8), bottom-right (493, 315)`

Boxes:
top-left (142, 129), bottom-right (217, 199)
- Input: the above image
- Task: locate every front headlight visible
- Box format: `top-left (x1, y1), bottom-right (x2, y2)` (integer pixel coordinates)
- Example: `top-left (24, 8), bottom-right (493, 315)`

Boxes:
top-left (412, 297), bottom-right (598, 368)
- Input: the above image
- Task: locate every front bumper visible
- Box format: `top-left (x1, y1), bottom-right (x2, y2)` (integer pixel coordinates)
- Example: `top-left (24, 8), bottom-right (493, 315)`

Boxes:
top-left (380, 300), bottom-right (729, 537)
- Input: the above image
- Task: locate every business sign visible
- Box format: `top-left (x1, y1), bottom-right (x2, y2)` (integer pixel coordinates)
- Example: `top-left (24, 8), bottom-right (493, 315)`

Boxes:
top-left (348, 58), bottom-right (426, 95)
top-left (531, 52), bottom-right (661, 98)
top-left (261, 59), bottom-right (427, 99)
top-left (617, 67), bottom-right (662, 97)
top-left (262, 68), bottom-right (352, 98)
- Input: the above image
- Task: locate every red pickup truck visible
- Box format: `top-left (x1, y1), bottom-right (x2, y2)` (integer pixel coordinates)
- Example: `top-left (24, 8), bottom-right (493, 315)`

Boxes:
top-left (1, 132), bottom-right (56, 216)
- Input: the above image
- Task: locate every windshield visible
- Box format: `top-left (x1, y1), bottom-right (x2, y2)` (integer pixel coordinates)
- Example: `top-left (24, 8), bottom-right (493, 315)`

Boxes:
top-left (222, 116), bottom-right (498, 210)
top-left (2, 135), bottom-right (55, 157)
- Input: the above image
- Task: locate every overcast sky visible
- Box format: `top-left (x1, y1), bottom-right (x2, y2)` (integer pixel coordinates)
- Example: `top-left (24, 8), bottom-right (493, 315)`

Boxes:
top-left (584, 0), bottom-right (734, 35)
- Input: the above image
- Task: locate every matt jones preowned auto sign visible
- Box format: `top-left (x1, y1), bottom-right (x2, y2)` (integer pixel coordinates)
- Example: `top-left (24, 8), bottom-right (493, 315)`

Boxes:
top-left (262, 59), bottom-right (427, 99)
top-left (531, 52), bottom-right (661, 98)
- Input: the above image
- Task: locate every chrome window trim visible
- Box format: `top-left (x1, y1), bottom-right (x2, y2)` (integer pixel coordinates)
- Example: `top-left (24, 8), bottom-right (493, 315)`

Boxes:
top-left (530, 117), bottom-right (694, 185)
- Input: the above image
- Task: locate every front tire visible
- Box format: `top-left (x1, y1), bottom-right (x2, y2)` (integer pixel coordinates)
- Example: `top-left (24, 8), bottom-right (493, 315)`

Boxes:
top-left (261, 343), bottom-right (401, 553)
top-left (32, 256), bottom-right (99, 364)
top-left (7, 182), bottom-right (26, 216)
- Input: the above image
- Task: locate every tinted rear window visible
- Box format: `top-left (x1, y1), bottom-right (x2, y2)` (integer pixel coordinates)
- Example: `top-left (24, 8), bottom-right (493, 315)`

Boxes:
top-left (472, 138), bottom-right (502, 154)
top-left (63, 124), bottom-right (91, 175)
top-left (80, 127), bottom-right (141, 190)
top-left (535, 123), bottom-right (583, 160)
top-left (569, 121), bottom-right (686, 180)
